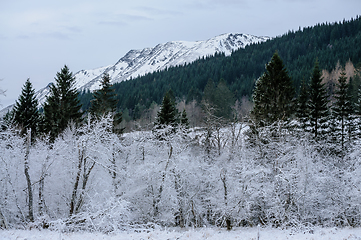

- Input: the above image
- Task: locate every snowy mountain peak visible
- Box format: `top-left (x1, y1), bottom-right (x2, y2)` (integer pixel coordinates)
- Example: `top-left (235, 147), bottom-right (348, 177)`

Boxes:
top-left (73, 33), bottom-right (269, 93)
top-left (1, 33), bottom-right (269, 113)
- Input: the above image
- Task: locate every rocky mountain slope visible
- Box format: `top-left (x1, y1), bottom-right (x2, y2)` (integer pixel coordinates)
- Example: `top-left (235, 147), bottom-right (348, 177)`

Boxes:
top-left (1, 33), bottom-right (269, 114)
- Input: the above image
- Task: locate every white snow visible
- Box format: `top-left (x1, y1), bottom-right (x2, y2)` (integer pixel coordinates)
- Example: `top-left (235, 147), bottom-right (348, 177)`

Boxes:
top-left (0, 32), bottom-right (268, 112)
top-left (1, 227), bottom-right (361, 240)
top-left (74, 33), bottom-right (269, 92)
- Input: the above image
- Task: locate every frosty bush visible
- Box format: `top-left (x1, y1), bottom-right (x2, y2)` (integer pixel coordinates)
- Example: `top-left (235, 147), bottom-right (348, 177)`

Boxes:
top-left (2, 116), bottom-right (361, 231)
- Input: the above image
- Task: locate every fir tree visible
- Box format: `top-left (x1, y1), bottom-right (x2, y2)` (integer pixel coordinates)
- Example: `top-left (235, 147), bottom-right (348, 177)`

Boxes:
top-left (251, 52), bottom-right (295, 124)
top-left (155, 90), bottom-right (178, 127)
top-left (90, 73), bottom-right (117, 116)
top-left (332, 69), bottom-right (355, 148)
top-left (308, 60), bottom-right (330, 140)
top-left (13, 79), bottom-right (40, 140)
top-left (354, 68), bottom-right (361, 135)
top-left (43, 65), bottom-right (82, 141)
top-left (90, 73), bottom-right (123, 133)
top-left (180, 109), bottom-right (190, 128)
top-left (296, 78), bottom-right (310, 130)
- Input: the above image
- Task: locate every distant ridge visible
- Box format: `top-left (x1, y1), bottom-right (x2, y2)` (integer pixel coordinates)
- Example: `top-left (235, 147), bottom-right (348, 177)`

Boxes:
top-left (24, 33), bottom-right (268, 108)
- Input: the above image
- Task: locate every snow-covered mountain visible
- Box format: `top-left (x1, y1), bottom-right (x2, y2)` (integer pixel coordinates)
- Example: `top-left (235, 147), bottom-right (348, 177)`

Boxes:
top-left (73, 33), bottom-right (269, 92)
top-left (1, 33), bottom-right (269, 115)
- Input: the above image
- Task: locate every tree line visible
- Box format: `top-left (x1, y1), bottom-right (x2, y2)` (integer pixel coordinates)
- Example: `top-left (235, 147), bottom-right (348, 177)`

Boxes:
top-left (1, 65), bottom-right (125, 142)
top-left (252, 51), bottom-right (361, 151)
top-left (75, 16), bottom-right (361, 121)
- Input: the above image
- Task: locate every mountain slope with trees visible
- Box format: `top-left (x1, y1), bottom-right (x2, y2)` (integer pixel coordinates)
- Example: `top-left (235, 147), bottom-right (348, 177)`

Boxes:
top-left (78, 16), bottom-right (361, 120)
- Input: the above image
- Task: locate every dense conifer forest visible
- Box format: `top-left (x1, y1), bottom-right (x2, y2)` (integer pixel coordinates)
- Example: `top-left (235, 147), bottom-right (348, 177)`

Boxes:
top-left (77, 16), bottom-right (361, 120)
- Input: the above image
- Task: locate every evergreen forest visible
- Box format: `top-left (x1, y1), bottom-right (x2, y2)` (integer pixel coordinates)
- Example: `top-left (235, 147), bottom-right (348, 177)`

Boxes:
top-left (76, 16), bottom-right (361, 121)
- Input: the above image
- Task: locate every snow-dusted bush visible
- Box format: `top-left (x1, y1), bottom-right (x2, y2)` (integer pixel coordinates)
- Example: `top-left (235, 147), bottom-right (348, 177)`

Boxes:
top-left (2, 116), bottom-right (361, 231)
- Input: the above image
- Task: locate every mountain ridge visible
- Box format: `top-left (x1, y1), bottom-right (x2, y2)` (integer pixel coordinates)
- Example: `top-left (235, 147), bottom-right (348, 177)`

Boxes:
top-left (74, 33), bottom-right (269, 92)
top-left (0, 32), bottom-right (269, 116)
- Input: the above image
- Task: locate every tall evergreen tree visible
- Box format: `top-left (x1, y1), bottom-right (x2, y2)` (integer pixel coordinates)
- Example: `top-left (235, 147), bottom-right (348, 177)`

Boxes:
top-left (90, 73), bottom-right (117, 116)
top-left (296, 78), bottom-right (310, 130)
top-left (89, 73), bottom-right (123, 133)
top-left (155, 90), bottom-right (178, 127)
top-left (332, 69), bottom-right (355, 148)
top-left (43, 65), bottom-right (82, 141)
top-left (308, 60), bottom-right (330, 140)
top-left (13, 79), bottom-right (40, 140)
top-left (180, 109), bottom-right (190, 128)
top-left (354, 68), bottom-right (361, 135)
top-left (251, 52), bottom-right (295, 124)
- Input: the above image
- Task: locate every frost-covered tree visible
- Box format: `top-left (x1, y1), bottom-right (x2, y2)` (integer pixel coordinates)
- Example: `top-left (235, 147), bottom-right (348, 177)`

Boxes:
top-left (1, 110), bottom-right (14, 131)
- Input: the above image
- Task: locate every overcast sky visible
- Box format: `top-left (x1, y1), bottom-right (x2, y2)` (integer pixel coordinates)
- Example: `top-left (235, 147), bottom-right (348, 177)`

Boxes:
top-left (0, 0), bottom-right (360, 107)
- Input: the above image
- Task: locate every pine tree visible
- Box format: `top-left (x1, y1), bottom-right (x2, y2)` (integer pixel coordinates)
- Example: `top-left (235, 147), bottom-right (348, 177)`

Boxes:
top-left (180, 109), bottom-right (190, 128)
top-left (296, 78), bottom-right (310, 130)
top-left (308, 60), bottom-right (330, 140)
top-left (13, 79), bottom-right (40, 140)
top-left (89, 73), bottom-right (123, 133)
top-left (43, 65), bottom-right (82, 141)
top-left (332, 69), bottom-right (355, 148)
top-left (251, 52), bottom-right (295, 124)
top-left (155, 90), bottom-right (178, 127)
top-left (90, 73), bottom-right (117, 116)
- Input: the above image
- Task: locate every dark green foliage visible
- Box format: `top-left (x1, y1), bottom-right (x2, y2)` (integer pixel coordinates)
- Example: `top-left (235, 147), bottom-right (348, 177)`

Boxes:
top-left (180, 109), bottom-right (190, 128)
top-left (354, 68), bottom-right (361, 117)
top-left (332, 69), bottom-right (355, 148)
top-left (89, 73), bottom-right (123, 133)
top-left (202, 79), bottom-right (235, 120)
top-left (251, 52), bottom-right (295, 123)
top-left (90, 73), bottom-right (117, 116)
top-left (215, 79), bottom-right (235, 120)
top-left (155, 90), bottom-right (178, 127)
top-left (92, 16), bottom-right (361, 118)
top-left (78, 89), bottom-right (93, 112)
top-left (13, 79), bottom-right (40, 139)
top-left (296, 79), bottom-right (310, 130)
top-left (308, 60), bottom-right (330, 140)
top-left (43, 65), bottom-right (82, 141)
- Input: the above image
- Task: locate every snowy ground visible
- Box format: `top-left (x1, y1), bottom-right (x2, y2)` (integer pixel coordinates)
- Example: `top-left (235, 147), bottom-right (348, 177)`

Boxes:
top-left (1, 227), bottom-right (361, 240)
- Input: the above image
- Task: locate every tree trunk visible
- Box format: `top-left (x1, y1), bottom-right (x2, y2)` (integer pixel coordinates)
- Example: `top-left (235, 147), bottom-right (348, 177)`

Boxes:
top-left (154, 145), bottom-right (172, 217)
top-left (75, 158), bottom-right (95, 214)
top-left (24, 129), bottom-right (34, 222)
top-left (69, 146), bottom-right (83, 216)
top-left (221, 168), bottom-right (232, 230)
top-left (38, 176), bottom-right (44, 216)
top-left (111, 148), bottom-right (118, 194)
top-left (0, 208), bottom-right (8, 229)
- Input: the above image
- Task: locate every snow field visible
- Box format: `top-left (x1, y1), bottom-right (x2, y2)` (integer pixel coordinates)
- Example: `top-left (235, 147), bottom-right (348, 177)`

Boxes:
top-left (1, 227), bottom-right (361, 240)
